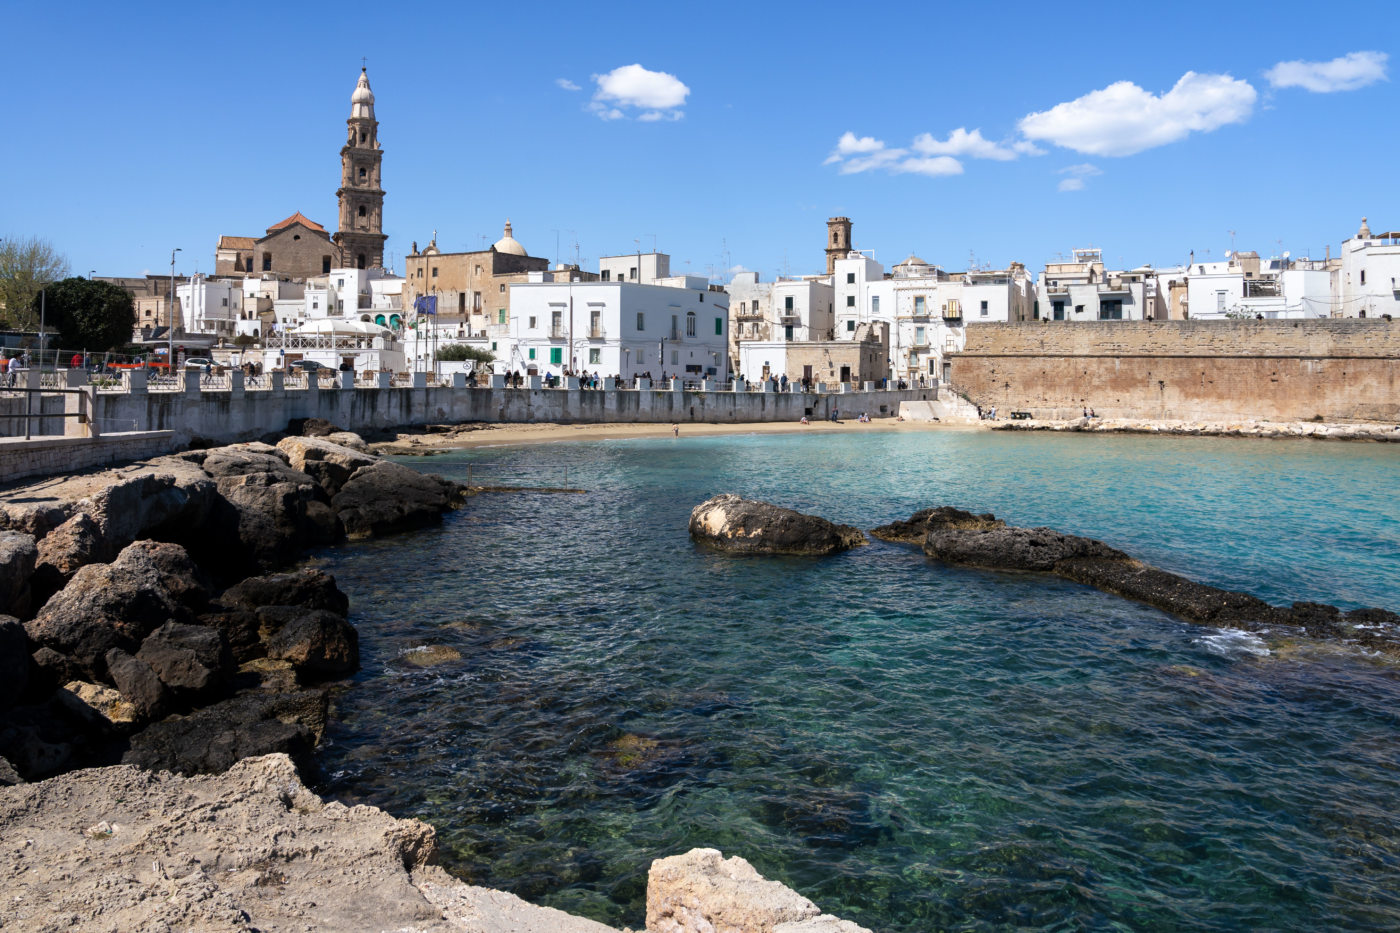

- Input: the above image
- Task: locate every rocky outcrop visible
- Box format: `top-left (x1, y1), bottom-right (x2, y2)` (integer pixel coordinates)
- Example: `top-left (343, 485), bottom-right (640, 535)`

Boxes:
top-left (648, 848), bottom-right (871, 933)
top-left (875, 506), bottom-right (1400, 653)
top-left (122, 690), bottom-right (330, 775)
top-left (993, 417), bottom-right (1400, 442)
top-left (331, 459), bottom-right (465, 538)
top-left (25, 541), bottom-right (210, 681)
top-left (690, 494), bottom-right (867, 555)
top-left (0, 531), bottom-right (36, 618)
top-left (276, 434), bottom-right (378, 497)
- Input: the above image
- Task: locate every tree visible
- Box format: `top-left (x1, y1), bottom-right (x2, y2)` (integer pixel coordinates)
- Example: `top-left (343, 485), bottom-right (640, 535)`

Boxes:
top-left (40, 278), bottom-right (135, 352)
top-left (0, 236), bottom-right (70, 330)
top-left (436, 344), bottom-right (495, 363)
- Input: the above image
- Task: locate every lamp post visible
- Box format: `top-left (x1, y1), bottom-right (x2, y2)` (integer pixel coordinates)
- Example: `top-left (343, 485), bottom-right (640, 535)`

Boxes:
top-left (169, 248), bottom-right (182, 371)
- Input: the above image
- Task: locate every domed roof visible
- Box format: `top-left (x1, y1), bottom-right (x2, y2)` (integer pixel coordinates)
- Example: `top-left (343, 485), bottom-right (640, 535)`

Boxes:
top-left (351, 68), bottom-right (375, 119)
top-left (898, 254), bottom-right (929, 267)
top-left (492, 220), bottom-right (528, 257)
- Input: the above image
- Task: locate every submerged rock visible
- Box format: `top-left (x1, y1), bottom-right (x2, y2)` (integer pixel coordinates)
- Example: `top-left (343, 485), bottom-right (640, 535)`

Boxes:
top-left (400, 645), bottom-right (463, 668)
top-left (689, 494), bottom-right (868, 556)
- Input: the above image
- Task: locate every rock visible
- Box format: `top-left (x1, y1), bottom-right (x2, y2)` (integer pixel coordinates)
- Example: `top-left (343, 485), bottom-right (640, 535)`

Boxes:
top-left (202, 445), bottom-right (342, 572)
top-left (0, 616), bottom-right (30, 709)
top-left (104, 648), bottom-right (171, 720)
top-left (24, 541), bottom-right (210, 679)
top-left (32, 512), bottom-right (104, 594)
top-left (399, 645), bottom-right (462, 668)
top-left (122, 691), bottom-right (329, 775)
top-left (0, 756), bottom-right (21, 785)
top-left (689, 494), bottom-right (868, 556)
top-left (647, 847), bottom-right (869, 933)
top-left (196, 608), bottom-right (264, 664)
top-left (218, 568), bottom-right (350, 615)
top-left (136, 622), bottom-right (231, 702)
top-left (57, 681), bottom-right (140, 731)
top-left (294, 416), bottom-right (343, 437)
top-left (259, 608), bottom-right (359, 679)
top-left (871, 506), bottom-right (1001, 546)
top-left (417, 875), bottom-right (622, 932)
top-left (0, 531), bottom-right (36, 618)
top-left (920, 513), bottom-right (1128, 572)
top-left (276, 435), bottom-right (379, 497)
top-left (332, 460), bottom-right (464, 538)
top-left (327, 431), bottom-right (371, 452)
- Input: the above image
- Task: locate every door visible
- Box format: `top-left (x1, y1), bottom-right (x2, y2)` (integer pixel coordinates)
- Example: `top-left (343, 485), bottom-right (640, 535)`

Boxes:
top-left (839, 365), bottom-right (851, 383)
top-left (803, 365), bottom-right (813, 382)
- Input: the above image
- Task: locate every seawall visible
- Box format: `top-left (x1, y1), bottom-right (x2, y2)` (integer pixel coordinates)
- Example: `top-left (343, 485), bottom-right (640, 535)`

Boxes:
top-left (947, 320), bottom-right (1400, 422)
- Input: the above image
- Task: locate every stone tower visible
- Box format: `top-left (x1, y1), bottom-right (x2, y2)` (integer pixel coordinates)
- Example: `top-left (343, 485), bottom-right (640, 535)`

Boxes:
top-left (826, 217), bottom-right (852, 274)
top-left (334, 68), bottom-right (386, 270)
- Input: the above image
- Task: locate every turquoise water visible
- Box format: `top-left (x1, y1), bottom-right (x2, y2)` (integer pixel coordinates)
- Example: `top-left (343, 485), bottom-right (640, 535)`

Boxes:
top-left (313, 431), bottom-right (1400, 931)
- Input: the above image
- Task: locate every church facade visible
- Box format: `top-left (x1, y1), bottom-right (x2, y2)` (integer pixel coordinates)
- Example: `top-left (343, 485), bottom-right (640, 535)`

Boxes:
top-left (215, 68), bottom-right (386, 279)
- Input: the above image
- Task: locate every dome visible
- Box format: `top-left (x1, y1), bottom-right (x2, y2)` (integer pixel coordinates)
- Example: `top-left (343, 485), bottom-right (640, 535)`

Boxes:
top-left (899, 254), bottom-right (929, 267)
top-left (492, 220), bottom-right (528, 257)
top-left (351, 69), bottom-right (375, 119)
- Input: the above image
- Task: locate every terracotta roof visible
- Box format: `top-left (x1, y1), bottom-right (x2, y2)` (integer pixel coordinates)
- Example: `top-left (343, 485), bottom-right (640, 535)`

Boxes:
top-left (218, 235), bottom-right (257, 250)
top-left (267, 212), bottom-right (327, 233)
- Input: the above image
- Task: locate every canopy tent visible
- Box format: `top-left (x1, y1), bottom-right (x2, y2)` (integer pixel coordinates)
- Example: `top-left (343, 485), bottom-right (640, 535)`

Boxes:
top-left (294, 318), bottom-right (393, 338)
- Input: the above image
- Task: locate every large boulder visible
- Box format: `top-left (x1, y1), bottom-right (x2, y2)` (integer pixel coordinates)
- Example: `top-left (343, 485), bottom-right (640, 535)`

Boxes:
top-left (136, 622), bottom-right (231, 702)
top-left (0, 532), bottom-right (36, 618)
top-left (201, 444), bottom-right (341, 572)
top-left (331, 460), bottom-right (464, 538)
top-left (122, 689), bottom-right (329, 775)
top-left (24, 540), bottom-right (210, 680)
top-left (258, 608), bottom-right (359, 680)
top-left (689, 494), bottom-right (867, 556)
top-left (104, 648), bottom-right (171, 720)
top-left (918, 507), bottom-right (1129, 572)
top-left (276, 435), bottom-right (378, 497)
top-left (217, 568), bottom-right (350, 616)
top-left (646, 848), bottom-right (872, 933)
top-left (0, 616), bottom-right (30, 709)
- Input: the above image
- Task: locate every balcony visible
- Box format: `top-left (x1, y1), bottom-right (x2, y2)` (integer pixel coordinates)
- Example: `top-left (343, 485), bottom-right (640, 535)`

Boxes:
top-left (589, 325), bottom-right (605, 339)
top-left (942, 308), bottom-right (962, 321)
top-left (550, 326), bottom-right (565, 339)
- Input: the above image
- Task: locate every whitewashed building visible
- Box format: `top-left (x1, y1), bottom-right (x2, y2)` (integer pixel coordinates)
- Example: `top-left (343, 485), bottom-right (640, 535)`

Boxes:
top-left (1184, 251), bottom-right (1331, 319)
top-left (599, 251), bottom-right (670, 284)
top-left (1337, 217), bottom-right (1400, 318)
top-left (1036, 249), bottom-right (1164, 321)
top-left (507, 279), bottom-right (730, 381)
top-left (174, 275), bottom-right (244, 338)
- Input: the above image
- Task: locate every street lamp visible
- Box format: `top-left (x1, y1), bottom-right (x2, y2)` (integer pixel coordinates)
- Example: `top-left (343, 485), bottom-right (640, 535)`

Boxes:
top-left (169, 248), bottom-right (182, 371)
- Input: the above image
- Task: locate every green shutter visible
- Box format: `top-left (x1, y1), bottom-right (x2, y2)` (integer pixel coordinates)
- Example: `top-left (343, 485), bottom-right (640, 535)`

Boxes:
top-left (715, 317), bottom-right (722, 335)
top-left (550, 348), bottom-right (562, 365)
top-left (498, 309), bottom-right (506, 324)
top-left (528, 349), bottom-right (536, 360)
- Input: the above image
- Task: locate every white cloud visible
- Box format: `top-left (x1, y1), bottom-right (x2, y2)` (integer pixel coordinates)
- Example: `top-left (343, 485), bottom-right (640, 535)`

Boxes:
top-left (555, 78), bottom-right (581, 92)
top-left (912, 127), bottom-right (1020, 161)
top-left (1056, 163), bottom-right (1101, 192)
top-left (893, 156), bottom-right (964, 177)
top-left (824, 131), bottom-right (886, 164)
top-left (1012, 140), bottom-right (1046, 156)
top-left (1019, 71), bottom-right (1257, 157)
top-left (590, 64), bottom-right (689, 121)
top-left (1265, 51), bottom-right (1388, 92)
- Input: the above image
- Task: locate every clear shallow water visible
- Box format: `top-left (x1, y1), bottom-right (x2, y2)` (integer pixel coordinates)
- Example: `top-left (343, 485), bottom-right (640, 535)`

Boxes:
top-left (313, 431), bottom-right (1400, 931)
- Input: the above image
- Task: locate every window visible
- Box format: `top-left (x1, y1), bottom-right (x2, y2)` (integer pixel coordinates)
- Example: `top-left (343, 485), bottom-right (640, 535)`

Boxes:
top-left (432, 267), bottom-right (439, 277)
top-left (358, 167), bottom-right (366, 181)
top-left (474, 265), bottom-right (483, 276)
top-left (980, 300), bottom-right (989, 316)
top-left (358, 205), bottom-right (366, 218)
top-left (221, 297), bottom-right (228, 307)
top-left (589, 348), bottom-right (601, 364)
top-left (914, 296), bottom-right (926, 315)
top-left (311, 300), bottom-right (318, 310)
top-left (846, 295), bottom-right (855, 307)
top-left (602, 270), bottom-right (610, 281)
top-left (671, 315), bottom-right (679, 339)
top-left (1361, 270), bottom-right (1366, 285)
top-left (714, 317), bottom-right (723, 335)
top-left (528, 348), bottom-right (536, 360)
top-left (322, 256), bottom-right (331, 274)
top-left (670, 350), bottom-right (678, 365)
top-left (846, 320), bottom-right (855, 332)
top-left (915, 326), bottom-right (926, 345)
top-left (784, 325), bottom-right (793, 340)
top-left (1099, 300), bottom-right (1123, 320)
top-left (262, 252), bottom-right (272, 272)
top-left (846, 273), bottom-right (855, 284)
top-left (499, 284), bottom-right (505, 293)
top-left (528, 316), bottom-right (537, 329)
top-left (699, 294), bottom-right (704, 302)
top-left (636, 312), bottom-right (645, 330)
top-left (872, 296), bottom-right (879, 314)
top-left (785, 296), bottom-right (794, 311)
top-left (629, 267), bottom-right (637, 280)
top-left (686, 312), bottom-right (697, 337)
top-left (1216, 291), bottom-right (1226, 312)
top-left (498, 309), bottom-right (506, 324)
top-left (550, 348), bottom-right (562, 365)
top-left (1074, 304), bottom-right (1084, 315)
top-left (491, 342), bottom-right (497, 351)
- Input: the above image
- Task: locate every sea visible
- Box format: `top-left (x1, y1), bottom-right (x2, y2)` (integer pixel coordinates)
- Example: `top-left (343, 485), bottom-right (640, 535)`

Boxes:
top-left (311, 429), bottom-right (1400, 931)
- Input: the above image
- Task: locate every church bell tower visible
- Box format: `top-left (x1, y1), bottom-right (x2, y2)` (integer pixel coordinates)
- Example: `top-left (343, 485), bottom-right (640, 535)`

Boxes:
top-left (334, 68), bottom-right (386, 270)
top-left (826, 216), bottom-right (852, 275)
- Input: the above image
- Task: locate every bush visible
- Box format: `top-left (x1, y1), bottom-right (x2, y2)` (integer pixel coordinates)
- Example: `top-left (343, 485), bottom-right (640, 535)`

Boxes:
top-left (436, 344), bottom-right (494, 363)
top-left (233, 334), bottom-right (257, 347)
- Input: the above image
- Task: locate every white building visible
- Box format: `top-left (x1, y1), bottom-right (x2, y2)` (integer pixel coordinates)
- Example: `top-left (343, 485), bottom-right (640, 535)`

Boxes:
top-left (1036, 249), bottom-right (1163, 321)
top-left (262, 318), bottom-right (405, 376)
top-left (174, 275), bottom-right (244, 338)
top-left (599, 251), bottom-right (670, 285)
top-left (1337, 217), bottom-right (1400, 318)
top-left (507, 279), bottom-right (729, 381)
top-left (1184, 251), bottom-right (1331, 319)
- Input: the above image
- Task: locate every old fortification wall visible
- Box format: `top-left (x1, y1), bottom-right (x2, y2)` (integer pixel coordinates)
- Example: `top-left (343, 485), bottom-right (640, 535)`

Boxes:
top-left (948, 320), bottom-right (1400, 422)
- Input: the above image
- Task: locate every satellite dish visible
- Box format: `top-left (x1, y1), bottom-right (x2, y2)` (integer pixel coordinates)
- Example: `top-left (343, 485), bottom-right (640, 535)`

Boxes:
top-left (1283, 251), bottom-right (1290, 259)
top-left (1224, 250), bottom-right (1232, 258)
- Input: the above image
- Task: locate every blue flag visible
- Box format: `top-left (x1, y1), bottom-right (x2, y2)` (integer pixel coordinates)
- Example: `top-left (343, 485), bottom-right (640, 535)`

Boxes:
top-left (414, 295), bottom-right (437, 315)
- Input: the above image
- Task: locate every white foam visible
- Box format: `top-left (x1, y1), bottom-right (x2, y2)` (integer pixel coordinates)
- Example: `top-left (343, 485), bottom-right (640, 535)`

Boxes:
top-left (1196, 628), bottom-right (1272, 659)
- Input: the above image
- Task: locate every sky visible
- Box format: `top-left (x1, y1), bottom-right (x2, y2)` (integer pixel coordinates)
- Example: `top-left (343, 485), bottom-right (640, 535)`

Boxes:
top-left (3, 1), bottom-right (1397, 284)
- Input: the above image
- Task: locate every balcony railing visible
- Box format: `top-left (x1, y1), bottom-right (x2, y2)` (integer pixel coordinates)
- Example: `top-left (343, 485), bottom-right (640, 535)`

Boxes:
top-left (589, 326), bottom-right (605, 339)
top-left (550, 326), bottom-right (566, 339)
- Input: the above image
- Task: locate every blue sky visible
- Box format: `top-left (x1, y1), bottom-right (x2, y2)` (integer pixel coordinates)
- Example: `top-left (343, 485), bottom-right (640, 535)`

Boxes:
top-left (4, 1), bottom-right (1396, 282)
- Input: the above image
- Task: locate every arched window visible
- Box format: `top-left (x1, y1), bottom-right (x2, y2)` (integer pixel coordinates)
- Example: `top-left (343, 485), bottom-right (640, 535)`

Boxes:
top-left (358, 205), bottom-right (367, 218)
top-left (686, 311), bottom-right (697, 337)
top-left (357, 253), bottom-right (366, 270)
top-left (358, 167), bottom-right (366, 182)
top-left (375, 314), bottom-right (386, 326)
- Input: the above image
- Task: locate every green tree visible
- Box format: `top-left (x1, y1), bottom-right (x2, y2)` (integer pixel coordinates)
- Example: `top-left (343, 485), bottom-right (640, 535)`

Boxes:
top-left (436, 344), bottom-right (495, 363)
top-left (40, 278), bottom-right (135, 352)
top-left (0, 236), bottom-right (70, 330)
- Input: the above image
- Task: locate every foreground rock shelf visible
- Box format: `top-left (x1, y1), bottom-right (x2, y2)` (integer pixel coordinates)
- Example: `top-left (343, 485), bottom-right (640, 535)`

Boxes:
top-left (872, 505), bottom-right (1400, 654)
top-left (0, 753), bottom-right (868, 933)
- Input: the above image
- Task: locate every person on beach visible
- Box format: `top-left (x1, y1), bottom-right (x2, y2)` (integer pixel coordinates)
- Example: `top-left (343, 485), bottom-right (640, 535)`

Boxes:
top-left (672, 423), bottom-right (679, 437)
top-left (800, 415), bottom-right (810, 425)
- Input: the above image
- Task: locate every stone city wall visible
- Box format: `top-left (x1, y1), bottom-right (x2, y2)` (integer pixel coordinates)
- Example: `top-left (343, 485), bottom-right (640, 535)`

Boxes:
top-left (948, 320), bottom-right (1400, 422)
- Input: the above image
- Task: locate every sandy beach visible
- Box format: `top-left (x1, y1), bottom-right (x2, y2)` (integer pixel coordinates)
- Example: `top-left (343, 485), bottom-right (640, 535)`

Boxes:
top-left (370, 417), bottom-right (983, 452)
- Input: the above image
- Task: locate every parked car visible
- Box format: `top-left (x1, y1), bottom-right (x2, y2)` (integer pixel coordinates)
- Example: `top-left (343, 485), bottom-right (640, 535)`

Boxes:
top-left (288, 360), bottom-right (330, 372)
top-left (183, 357), bottom-right (214, 369)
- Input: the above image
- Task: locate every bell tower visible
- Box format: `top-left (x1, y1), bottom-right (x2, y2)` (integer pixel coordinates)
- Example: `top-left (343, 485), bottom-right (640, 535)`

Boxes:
top-left (334, 67), bottom-right (386, 270)
top-left (826, 216), bottom-right (852, 275)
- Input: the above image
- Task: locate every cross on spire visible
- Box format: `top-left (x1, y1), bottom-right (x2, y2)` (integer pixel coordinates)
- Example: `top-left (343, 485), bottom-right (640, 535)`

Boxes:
top-left (361, 56), bottom-right (367, 71)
